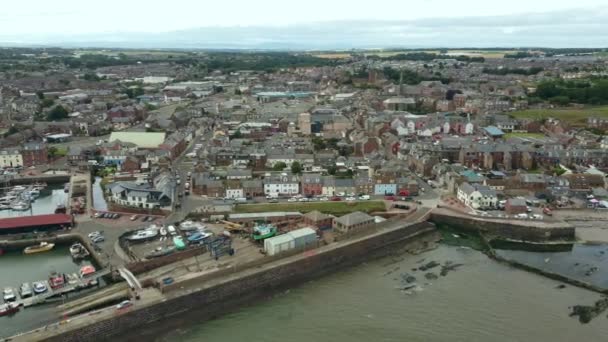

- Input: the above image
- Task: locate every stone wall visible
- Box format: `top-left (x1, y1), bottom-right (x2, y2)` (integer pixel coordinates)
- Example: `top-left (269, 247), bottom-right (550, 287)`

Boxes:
top-left (41, 221), bottom-right (436, 342)
top-left (430, 211), bottom-right (575, 242)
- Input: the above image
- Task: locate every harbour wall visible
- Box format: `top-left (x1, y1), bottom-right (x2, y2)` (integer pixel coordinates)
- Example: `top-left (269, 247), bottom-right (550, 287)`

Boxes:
top-left (39, 220), bottom-right (437, 342)
top-left (430, 209), bottom-right (575, 242)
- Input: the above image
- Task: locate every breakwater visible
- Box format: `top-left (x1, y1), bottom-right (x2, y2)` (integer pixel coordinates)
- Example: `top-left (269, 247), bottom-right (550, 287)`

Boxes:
top-left (430, 208), bottom-right (575, 242)
top-left (24, 220), bottom-right (437, 342)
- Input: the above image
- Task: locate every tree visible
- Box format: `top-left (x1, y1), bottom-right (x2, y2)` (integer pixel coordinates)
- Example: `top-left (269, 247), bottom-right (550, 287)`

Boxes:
top-left (327, 165), bottom-right (337, 175)
top-left (291, 161), bottom-right (302, 174)
top-left (47, 105), bottom-right (69, 121)
top-left (125, 87), bottom-right (144, 99)
top-left (47, 146), bottom-right (58, 159)
top-left (231, 129), bottom-right (243, 139)
top-left (83, 73), bottom-right (101, 81)
top-left (273, 162), bottom-right (287, 171)
top-left (36, 91), bottom-right (44, 100)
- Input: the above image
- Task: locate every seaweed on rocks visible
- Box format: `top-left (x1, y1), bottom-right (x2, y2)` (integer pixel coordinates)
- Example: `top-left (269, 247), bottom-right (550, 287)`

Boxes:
top-left (569, 297), bottom-right (608, 324)
top-left (419, 261), bottom-right (440, 271)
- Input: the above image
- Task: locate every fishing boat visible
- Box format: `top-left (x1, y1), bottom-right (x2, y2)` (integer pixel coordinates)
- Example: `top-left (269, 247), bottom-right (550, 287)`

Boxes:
top-left (23, 242), bottom-right (55, 254)
top-left (11, 186), bottom-right (26, 192)
top-left (19, 283), bottom-right (32, 298)
top-left (69, 243), bottom-right (90, 260)
top-left (10, 201), bottom-right (31, 211)
top-left (251, 223), bottom-right (277, 241)
top-left (66, 273), bottom-right (79, 286)
top-left (3, 287), bottom-right (16, 302)
top-left (145, 246), bottom-right (176, 259)
top-left (0, 303), bottom-right (20, 317)
top-left (48, 272), bottom-right (65, 289)
top-left (32, 282), bottom-right (47, 294)
top-left (187, 231), bottom-right (213, 243)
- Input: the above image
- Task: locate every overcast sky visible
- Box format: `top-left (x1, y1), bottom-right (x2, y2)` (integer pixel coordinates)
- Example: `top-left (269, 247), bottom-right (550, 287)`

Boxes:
top-left (1, 0), bottom-right (607, 47)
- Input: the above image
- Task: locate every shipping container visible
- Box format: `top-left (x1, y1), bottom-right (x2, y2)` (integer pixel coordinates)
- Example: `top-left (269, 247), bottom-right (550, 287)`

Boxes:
top-left (264, 234), bottom-right (295, 256)
top-left (288, 227), bottom-right (317, 249)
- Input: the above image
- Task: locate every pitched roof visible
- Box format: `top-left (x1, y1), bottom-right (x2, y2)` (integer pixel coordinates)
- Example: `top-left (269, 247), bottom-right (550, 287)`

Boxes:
top-left (334, 211), bottom-right (374, 226)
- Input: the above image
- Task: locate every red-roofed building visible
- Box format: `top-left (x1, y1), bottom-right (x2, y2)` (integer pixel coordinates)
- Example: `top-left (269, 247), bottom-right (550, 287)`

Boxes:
top-left (0, 214), bottom-right (73, 235)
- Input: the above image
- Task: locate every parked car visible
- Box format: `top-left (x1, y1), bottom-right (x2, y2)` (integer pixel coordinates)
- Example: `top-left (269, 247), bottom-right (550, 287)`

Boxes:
top-left (287, 197), bottom-right (297, 202)
top-left (130, 215), bottom-right (139, 221)
top-left (345, 197), bottom-right (356, 201)
top-left (358, 195), bottom-right (370, 200)
top-left (91, 235), bottom-right (105, 243)
top-left (331, 197), bottom-right (342, 201)
top-left (116, 300), bottom-right (132, 310)
top-left (320, 197), bottom-right (329, 201)
top-left (88, 231), bottom-right (102, 238)
top-left (385, 196), bottom-right (396, 201)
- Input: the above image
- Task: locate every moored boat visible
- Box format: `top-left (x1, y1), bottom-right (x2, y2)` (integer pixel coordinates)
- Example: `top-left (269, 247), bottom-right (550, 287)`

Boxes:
top-left (79, 265), bottom-right (96, 278)
top-left (48, 272), bottom-right (65, 289)
top-left (69, 243), bottom-right (90, 260)
top-left (3, 287), bottom-right (16, 302)
top-left (24, 242), bottom-right (55, 254)
top-left (32, 282), bottom-right (47, 294)
top-left (10, 201), bottom-right (31, 211)
top-left (19, 283), bottom-right (32, 298)
top-left (0, 303), bottom-right (20, 317)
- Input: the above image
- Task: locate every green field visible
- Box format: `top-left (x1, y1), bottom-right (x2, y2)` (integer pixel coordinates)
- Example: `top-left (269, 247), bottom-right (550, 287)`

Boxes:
top-left (504, 132), bottom-right (546, 139)
top-left (235, 201), bottom-right (386, 216)
top-left (510, 106), bottom-right (608, 126)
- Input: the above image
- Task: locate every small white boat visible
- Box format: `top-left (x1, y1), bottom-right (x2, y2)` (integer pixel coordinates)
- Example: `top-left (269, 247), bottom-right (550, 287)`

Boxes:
top-left (11, 186), bottom-right (26, 192)
top-left (11, 201), bottom-right (31, 211)
top-left (3, 287), bottom-right (16, 302)
top-left (32, 282), bottom-right (48, 294)
top-left (160, 226), bottom-right (167, 236)
top-left (28, 189), bottom-right (40, 199)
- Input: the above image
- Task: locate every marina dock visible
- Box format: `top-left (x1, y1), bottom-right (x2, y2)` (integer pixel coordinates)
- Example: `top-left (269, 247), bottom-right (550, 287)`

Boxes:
top-left (9, 268), bottom-right (111, 308)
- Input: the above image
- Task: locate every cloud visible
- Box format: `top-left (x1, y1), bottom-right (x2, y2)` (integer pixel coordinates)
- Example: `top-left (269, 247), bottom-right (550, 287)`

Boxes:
top-left (1, 7), bottom-right (607, 48)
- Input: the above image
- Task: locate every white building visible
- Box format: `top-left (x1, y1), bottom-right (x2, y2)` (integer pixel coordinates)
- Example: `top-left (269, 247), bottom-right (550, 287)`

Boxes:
top-left (225, 188), bottom-right (244, 199)
top-left (457, 182), bottom-right (498, 209)
top-left (0, 149), bottom-right (23, 168)
top-left (263, 173), bottom-right (300, 195)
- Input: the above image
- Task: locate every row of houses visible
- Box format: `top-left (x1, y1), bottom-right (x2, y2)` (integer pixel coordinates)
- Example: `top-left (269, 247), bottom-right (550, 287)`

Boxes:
top-left (0, 142), bottom-right (48, 168)
top-left (192, 171), bottom-right (420, 198)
